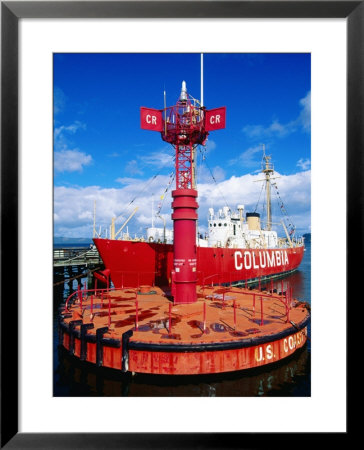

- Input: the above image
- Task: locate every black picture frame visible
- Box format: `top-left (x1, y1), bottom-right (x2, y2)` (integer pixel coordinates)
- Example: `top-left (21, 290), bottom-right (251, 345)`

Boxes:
top-left (1, 1), bottom-right (357, 448)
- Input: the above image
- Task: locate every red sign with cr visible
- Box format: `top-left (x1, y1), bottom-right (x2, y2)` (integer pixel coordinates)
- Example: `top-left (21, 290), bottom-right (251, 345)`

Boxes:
top-left (205, 107), bottom-right (226, 131)
top-left (140, 107), bottom-right (163, 131)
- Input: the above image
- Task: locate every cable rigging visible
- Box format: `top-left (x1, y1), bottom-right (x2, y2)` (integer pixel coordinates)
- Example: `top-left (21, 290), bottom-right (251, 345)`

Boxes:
top-left (254, 180), bottom-right (265, 214)
top-left (155, 171), bottom-right (175, 217)
top-left (272, 181), bottom-right (296, 236)
top-left (197, 145), bottom-right (231, 212)
top-left (113, 154), bottom-right (176, 223)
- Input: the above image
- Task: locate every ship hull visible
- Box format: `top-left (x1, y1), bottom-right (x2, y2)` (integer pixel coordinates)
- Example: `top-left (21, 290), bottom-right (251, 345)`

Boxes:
top-left (93, 238), bottom-right (304, 288)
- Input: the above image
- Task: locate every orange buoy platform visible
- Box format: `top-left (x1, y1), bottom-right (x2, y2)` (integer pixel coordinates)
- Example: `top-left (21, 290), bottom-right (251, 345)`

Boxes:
top-left (58, 284), bottom-right (310, 375)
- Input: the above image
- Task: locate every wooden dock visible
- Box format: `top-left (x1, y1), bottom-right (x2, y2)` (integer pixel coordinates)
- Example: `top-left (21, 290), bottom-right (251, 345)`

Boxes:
top-left (53, 247), bottom-right (103, 267)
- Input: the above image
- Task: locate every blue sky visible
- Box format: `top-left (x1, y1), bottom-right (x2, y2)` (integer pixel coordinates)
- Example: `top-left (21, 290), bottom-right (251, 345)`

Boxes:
top-left (54, 53), bottom-right (311, 238)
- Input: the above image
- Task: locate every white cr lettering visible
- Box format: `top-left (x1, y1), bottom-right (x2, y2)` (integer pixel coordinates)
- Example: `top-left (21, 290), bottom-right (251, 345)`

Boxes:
top-left (146, 114), bottom-right (157, 125)
top-left (210, 115), bottom-right (221, 124)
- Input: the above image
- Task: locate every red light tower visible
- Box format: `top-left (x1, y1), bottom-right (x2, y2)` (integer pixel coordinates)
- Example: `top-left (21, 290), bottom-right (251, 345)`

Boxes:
top-left (141, 82), bottom-right (225, 304)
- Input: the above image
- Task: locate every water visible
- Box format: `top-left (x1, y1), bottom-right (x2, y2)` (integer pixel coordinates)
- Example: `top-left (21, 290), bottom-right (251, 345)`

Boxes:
top-left (53, 242), bottom-right (311, 397)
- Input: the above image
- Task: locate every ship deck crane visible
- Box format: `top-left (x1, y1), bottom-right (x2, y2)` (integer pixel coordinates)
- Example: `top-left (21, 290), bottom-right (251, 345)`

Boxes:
top-left (110, 207), bottom-right (139, 240)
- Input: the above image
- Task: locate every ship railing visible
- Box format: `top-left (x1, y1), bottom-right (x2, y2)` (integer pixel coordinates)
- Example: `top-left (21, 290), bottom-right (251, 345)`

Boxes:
top-left (104, 233), bottom-right (148, 242)
top-left (199, 273), bottom-right (220, 286)
top-left (63, 285), bottom-right (142, 328)
top-left (64, 268), bottom-right (158, 311)
top-left (64, 285), bottom-right (116, 312)
top-left (199, 276), bottom-right (294, 325)
top-left (63, 277), bottom-right (295, 334)
top-left (278, 236), bottom-right (305, 248)
top-left (64, 283), bottom-right (141, 313)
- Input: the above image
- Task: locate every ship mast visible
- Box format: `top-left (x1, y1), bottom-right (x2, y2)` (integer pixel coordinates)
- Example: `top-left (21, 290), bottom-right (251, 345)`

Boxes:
top-left (262, 144), bottom-right (274, 231)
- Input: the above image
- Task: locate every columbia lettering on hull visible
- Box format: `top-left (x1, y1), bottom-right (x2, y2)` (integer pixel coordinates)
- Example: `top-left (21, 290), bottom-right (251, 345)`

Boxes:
top-left (93, 239), bottom-right (304, 288)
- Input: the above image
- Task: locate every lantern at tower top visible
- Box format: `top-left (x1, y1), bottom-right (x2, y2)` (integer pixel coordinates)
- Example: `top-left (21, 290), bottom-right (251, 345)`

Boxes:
top-left (140, 81), bottom-right (226, 146)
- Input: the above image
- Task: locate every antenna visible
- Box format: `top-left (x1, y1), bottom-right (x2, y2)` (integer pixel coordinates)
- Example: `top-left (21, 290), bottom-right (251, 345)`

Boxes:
top-left (201, 53), bottom-right (204, 107)
top-left (262, 143), bottom-right (266, 158)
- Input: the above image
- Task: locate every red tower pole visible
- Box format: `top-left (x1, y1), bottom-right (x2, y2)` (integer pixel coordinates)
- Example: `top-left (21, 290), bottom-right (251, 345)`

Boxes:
top-left (171, 186), bottom-right (198, 303)
top-left (140, 81), bottom-right (225, 304)
top-left (170, 91), bottom-right (199, 304)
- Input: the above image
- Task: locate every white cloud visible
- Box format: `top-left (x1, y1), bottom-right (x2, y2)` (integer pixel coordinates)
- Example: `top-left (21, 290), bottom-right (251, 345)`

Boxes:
top-left (228, 145), bottom-right (262, 168)
top-left (115, 177), bottom-right (141, 185)
top-left (54, 121), bottom-right (86, 144)
top-left (204, 138), bottom-right (216, 152)
top-left (243, 121), bottom-right (291, 139)
top-left (54, 170), bottom-right (311, 237)
top-left (125, 159), bottom-right (144, 176)
top-left (298, 91), bottom-right (311, 132)
top-left (120, 149), bottom-right (174, 179)
top-left (139, 150), bottom-right (174, 168)
top-left (210, 166), bottom-right (225, 182)
top-left (297, 158), bottom-right (311, 170)
top-left (54, 121), bottom-right (92, 173)
top-left (54, 87), bottom-right (66, 115)
top-left (54, 174), bottom-right (175, 237)
top-left (54, 149), bottom-right (93, 173)
top-left (243, 91), bottom-right (311, 140)
top-left (196, 165), bottom-right (226, 183)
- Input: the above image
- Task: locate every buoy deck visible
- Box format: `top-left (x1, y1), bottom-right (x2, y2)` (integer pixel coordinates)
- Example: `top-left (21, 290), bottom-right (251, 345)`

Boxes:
top-left (59, 285), bottom-right (310, 375)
